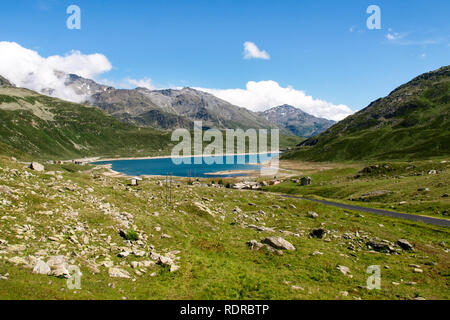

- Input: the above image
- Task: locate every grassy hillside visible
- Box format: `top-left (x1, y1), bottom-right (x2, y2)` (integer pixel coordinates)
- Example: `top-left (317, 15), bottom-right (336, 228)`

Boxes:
top-left (266, 159), bottom-right (450, 219)
top-left (0, 87), bottom-right (173, 160)
top-left (283, 66), bottom-right (450, 161)
top-left (0, 156), bottom-right (448, 300)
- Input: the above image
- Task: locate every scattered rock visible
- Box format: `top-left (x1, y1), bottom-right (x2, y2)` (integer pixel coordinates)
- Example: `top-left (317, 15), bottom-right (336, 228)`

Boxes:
top-left (108, 267), bottom-right (131, 279)
top-left (30, 162), bottom-right (44, 172)
top-left (340, 291), bottom-right (349, 297)
top-left (9, 256), bottom-right (28, 265)
top-left (261, 237), bottom-right (296, 251)
top-left (33, 260), bottom-right (51, 275)
top-left (193, 202), bottom-right (215, 217)
top-left (248, 225), bottom-right (274, 232)
top-left (51, 265), bottom-right (70, 278)
top-left (291, 285), bottom-right (304, 291)
top-left (170, 264), bottom-right (180, 273)
top-left (367, 240), bottom-right (395, 253)
top-left (247, 240), bottom-right (264, 251)
top-left (397, 239), bottom-right (413, 251)
top-left (310, 228), bottom-right (327, 239)
top-left (337, 265), bottom-right (351, 276)
top-left (306, 211), bottom-right (319, 219)
top-left (118, 251), bottom-right (130, 258)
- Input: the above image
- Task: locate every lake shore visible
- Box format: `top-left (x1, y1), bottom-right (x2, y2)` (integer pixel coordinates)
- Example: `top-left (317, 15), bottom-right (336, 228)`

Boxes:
top-left (93, 153), bottom-right (282, 179)
top-left (90, 151), bottom-right (280, 163)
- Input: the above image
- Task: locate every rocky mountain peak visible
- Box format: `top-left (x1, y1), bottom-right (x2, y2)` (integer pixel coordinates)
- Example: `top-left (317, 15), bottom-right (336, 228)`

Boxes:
top-left (259, 105), bottom-right (335, 138)
top-left (0, 75), bottom-right (15, 87)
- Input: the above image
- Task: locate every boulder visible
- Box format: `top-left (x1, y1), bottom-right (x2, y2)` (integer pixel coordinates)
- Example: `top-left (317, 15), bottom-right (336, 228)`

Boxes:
top-left (30, 162), bottom-right (44, 172)
top-left (247, 240), bottom-right (264, 251)
top-left (233, 207), bottom-right (242, 213)
top-left (193, 202), bottom-right (215, 217)
top-left (170, 265), bottom-right (180, 273)
top-left (47, 256), bottom-right (67, 267)
top-left (397, 239), bottom-right (413, 251)
top-left (261, 237), bottom-right (296, 251)
top-left (108, 267), bottom-right (131, 279)
top-left (367, 240), bottom-right (395, 253)
top-left (46, 256), bottom-right (70, 278)
top-left (118, 250), bottom-right (130, 258)
top-left (50, 265), bottom-right (70, 278)
top-left (248, 225), bottom-right (274, 232)
top-left (337, 265), bottom-right (351, 276)
top-left (306, 211), bottom-right (319, 219)
top-left (9, 256), bottom-right (28, 265)
top-left (33, 260), bottom-right (51, 275)
top-left (310, 228), bottom-right (327, 239)
top-left (157, 255), bottom-right (174, 266)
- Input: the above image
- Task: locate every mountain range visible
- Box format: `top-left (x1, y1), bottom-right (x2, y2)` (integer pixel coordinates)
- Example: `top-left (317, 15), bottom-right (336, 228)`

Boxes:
top-left (0, 77), bottom-right (302, 159)
top-left (60, 73), bottom-right (333, 135)
top-left (1, 66), bottom-right (448, 162)
top-left (258, 104), bottom-right (335, 138)
top-left (283, 65), bottom-right (450, 161)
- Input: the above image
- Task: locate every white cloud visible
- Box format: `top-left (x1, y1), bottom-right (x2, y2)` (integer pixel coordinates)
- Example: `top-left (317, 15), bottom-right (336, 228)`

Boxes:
top-left (386, 32), bottom-right (406, 41)
top-left (123, 77), bottom-right (156, 90)
top-left (385, 31), bottom-right (440, 46)
top-left (97, 77), bottom-right (157, 91)
top-left (243, 41), bottom-right (270, 60)
top-left (196, 80), bottom-right (353, 121)
top-left (0, 41), bottom-right (112, 102)
top-left (0, 42), bottom-right (352, 121)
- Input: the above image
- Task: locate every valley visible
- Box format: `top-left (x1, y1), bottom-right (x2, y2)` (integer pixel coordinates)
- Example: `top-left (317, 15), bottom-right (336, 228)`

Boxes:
top-left (0, 66), bottom-right (449, 301)
top-left (0, 156), bottom-right (448, 300)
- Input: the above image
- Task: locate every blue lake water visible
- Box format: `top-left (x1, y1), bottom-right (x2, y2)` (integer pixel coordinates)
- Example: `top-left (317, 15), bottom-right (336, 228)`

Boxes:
top-left (93, 153), bottom-right (279, 178)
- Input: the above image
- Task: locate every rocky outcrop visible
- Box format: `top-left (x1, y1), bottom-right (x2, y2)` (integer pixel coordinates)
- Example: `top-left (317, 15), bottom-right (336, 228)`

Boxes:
top-left (0, 75), bottom-right (14, 87)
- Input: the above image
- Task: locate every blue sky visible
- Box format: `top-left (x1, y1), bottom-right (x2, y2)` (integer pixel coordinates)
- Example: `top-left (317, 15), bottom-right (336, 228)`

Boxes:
top-left (0, 0), bottom-right (448, 119)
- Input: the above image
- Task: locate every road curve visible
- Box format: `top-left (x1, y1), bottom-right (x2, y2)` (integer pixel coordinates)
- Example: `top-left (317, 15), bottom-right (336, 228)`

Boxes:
top-left (279, 195), bottom-right (450, 228)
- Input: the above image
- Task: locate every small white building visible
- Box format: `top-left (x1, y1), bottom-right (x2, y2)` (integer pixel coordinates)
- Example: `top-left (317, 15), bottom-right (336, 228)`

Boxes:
top-left (129, 177), bottom-right (143, 186)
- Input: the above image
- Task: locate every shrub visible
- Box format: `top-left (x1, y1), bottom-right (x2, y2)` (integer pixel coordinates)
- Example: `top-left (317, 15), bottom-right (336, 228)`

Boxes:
top-left (120, 230), bottom-right (139, 241)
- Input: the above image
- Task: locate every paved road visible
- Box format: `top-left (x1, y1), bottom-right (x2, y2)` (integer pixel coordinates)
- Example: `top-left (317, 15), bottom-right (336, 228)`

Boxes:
top-left (279, 195), bottom-right (450, 228)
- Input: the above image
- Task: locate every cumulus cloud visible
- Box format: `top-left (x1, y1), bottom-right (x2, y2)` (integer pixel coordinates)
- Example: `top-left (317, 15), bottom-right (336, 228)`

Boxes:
top-left (196, 81), bottom-right (353, 121)
top-left (243, 41), bottom-right (270, 60)
top-left (0, 42), bottom-right (353, 121)
top-left (0, 41), bottom-right (112, 102)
